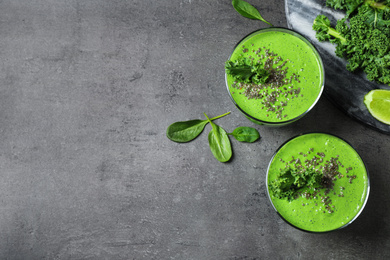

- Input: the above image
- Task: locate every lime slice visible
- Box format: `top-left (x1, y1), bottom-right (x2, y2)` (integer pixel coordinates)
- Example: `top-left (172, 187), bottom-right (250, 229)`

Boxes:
top-left (364, 89), bottom-right (390, 125)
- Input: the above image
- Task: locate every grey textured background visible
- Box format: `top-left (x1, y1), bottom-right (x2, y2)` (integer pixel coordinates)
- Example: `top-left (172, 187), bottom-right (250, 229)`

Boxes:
top-left (0, 0), bottom-right (389, 259)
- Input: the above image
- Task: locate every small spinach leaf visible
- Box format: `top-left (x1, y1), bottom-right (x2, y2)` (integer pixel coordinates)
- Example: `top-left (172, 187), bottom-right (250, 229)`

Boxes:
top-left (229, 126), bottom-right (260, 143)
top-left (232, 0), bottom-right (273, 26)
top-left (166, 119), bottom-right (208, 143)
top-left (204, 113), bottom-right (232, 162)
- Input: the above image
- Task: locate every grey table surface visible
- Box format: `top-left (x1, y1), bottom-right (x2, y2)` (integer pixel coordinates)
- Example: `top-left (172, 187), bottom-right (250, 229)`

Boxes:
top-left (1, 1), bottom-right (389, 259)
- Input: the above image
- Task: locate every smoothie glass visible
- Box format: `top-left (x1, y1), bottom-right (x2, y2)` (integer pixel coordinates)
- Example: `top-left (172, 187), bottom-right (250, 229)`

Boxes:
top-left (266, 133), bottom-right (370, 233)
top-left (225, 28), bottom-right (325, 126)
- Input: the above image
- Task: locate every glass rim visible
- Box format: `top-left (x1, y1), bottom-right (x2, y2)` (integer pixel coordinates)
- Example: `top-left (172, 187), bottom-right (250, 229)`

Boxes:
top-left (225, 27), bottom-right (325, 126)
top-left (265, 132), bottom-right (371, 233)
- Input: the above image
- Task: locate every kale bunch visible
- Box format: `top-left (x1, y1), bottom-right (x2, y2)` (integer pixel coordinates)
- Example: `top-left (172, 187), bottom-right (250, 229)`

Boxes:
top-left (269, 167), bottom-right (323, 201)
top-left (313, 0), bottom-right (390, 85)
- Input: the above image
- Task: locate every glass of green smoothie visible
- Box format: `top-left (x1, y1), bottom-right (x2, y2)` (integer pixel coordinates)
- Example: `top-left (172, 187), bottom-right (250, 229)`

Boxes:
top-left (266, 133), bottom-right (370, 233)
top-left (225, 28), bottom-right (325, 126)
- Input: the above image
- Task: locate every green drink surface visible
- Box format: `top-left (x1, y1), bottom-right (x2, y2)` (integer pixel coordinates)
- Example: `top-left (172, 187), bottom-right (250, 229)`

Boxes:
top-left (267, 133), bottom-right (369, 232)
top-left (226, 28), bottom-right (324, 123)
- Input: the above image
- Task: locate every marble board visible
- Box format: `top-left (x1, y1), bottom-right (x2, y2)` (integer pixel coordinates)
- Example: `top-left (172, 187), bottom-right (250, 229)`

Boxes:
top-left (285, 0), bottom-right (390, 134)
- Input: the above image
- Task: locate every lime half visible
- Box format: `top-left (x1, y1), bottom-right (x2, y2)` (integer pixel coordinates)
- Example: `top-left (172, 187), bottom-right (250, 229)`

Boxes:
top-left (364, 89), bottom-right (390, 125)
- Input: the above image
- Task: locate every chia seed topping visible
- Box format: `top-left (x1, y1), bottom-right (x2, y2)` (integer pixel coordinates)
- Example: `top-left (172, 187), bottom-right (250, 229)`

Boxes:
top-left (275, 147), bottom-right (356, 214)
top-left (230, 47), bottom-right (303, 120)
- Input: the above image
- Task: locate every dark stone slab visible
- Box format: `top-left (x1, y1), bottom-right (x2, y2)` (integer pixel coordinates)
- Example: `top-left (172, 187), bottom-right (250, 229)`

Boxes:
top-left (285, 0), bottom-right (390, 134)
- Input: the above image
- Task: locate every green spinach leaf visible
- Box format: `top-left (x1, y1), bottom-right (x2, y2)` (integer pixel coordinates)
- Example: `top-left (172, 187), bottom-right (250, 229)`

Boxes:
top-left (229, 126), bottom-right (260, 142)
top-left (204, 113), bottom-right (232, 162)
top-left (166, 112), bottom-right (230, 143)
top-left (232, 0), bottom-right (273, 26)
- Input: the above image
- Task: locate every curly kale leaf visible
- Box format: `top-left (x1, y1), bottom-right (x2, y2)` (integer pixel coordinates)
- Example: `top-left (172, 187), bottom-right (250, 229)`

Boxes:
top-left (364, 54), bottom-right (390, 84)
top-left (312, 15), bottom-right (347, 45)
top-left (358, 1), bottom-right (390, 28)
top-left (326, 0), bottom-right (364, 16)
top-left (269, 167), bottom-right (323, 202)
top-left (225, 58), bottom-right (270, 84)
top-left (327, 0), bottom-right (390, 20)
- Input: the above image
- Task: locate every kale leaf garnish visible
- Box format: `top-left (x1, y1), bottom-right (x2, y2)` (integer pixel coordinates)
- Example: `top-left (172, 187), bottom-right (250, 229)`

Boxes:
top-left (225, 58), bottom-right (270, 84)
top-left (269, 167), bottom-right (323, 202)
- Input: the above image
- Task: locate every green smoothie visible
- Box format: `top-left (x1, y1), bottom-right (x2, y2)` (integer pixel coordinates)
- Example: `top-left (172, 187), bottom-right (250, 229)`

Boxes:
top-left (225, 28), bottom-right (324, 125)
top-left (266, 133), bottom-right (370, 232)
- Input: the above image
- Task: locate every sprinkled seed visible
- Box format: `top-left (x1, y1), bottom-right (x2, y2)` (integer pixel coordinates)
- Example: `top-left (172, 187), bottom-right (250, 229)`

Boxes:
top-left (230, 47), bottom-right (310, 120)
